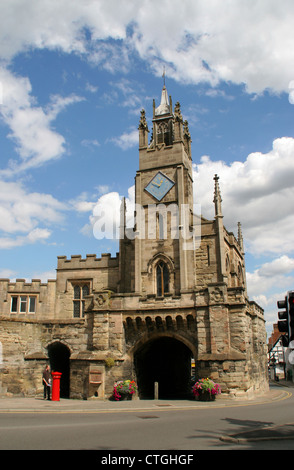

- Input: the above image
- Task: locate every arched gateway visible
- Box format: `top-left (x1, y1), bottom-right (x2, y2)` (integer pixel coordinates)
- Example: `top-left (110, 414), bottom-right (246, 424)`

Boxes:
top-left (134, 337), bottom-right (193, 399)
top-left (0, 83), bottom-right (268, 400)
top-left (125, 313), bottom-right (197, 399)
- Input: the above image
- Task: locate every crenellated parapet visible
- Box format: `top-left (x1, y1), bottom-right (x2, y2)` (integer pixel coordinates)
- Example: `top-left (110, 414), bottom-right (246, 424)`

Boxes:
top-left (57, 253), bottom-right (119, 271)
top-left (0, 277), bottom-right (56, 318)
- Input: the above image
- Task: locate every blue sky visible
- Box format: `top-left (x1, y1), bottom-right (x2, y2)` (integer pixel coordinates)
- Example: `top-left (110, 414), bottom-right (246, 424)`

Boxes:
top-left (1, 0), bottom-right (294, 337)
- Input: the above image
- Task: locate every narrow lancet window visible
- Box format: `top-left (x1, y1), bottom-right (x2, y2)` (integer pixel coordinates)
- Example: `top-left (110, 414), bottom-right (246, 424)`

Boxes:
top-left (156, 261), bottom-right (169, 296)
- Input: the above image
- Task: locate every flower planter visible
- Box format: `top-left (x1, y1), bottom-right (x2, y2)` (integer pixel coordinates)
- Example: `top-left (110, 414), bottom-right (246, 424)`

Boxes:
top-left (112, 380), bottom-right (138, 401)
top-left (119, 393), bottom-right (133, 401)
top-left (197, 391), bottom-right (216, 401)
top-left (192, 378), bottom-right (221, 402)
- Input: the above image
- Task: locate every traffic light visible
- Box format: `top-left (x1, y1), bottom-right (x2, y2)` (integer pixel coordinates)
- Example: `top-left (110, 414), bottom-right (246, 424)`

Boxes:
top-left (277, 296), bottom-right (289, 345)
top-left (288, 291), bottom-right (294, 343)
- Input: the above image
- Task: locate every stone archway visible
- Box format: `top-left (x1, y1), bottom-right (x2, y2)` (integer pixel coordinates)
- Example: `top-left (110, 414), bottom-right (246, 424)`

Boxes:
top-left (47, 342), bottom-right (70, 398)
top-left (133, 336), bottom-right (193, 399)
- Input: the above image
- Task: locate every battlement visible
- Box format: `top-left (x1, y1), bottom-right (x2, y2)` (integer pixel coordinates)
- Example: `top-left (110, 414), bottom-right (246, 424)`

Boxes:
top-left (0, 278), bottom-right (56, 291)
top-left (57, 253), bottom-right (119, 270)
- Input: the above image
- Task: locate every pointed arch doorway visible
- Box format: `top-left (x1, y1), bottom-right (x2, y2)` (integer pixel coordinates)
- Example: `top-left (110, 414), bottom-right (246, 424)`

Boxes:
top-left (47, 342), bottom-right (70, 398)
top-left (134, 336), bottom-right (193, 399)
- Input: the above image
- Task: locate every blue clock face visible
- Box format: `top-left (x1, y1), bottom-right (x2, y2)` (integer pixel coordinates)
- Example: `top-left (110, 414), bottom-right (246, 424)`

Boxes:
top-left (145, 171), bottom-right (175, 201)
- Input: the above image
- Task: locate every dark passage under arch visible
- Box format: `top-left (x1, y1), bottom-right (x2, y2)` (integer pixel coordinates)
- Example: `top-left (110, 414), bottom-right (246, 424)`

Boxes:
top-left (47, 342), bottom-right (70, 398)
top-left (134, 337), bottom-right (193, 399)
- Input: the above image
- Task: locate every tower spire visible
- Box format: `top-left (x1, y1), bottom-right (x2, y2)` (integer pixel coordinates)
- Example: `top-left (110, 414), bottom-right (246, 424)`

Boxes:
top-left (155, 83), bottom-right (170, 116)
top-left (213, 174), bottom-right (226, 282)
top-left (213, 174), bottom-right (223, 217)
top-left (238, 221), bottom-right (244, 253)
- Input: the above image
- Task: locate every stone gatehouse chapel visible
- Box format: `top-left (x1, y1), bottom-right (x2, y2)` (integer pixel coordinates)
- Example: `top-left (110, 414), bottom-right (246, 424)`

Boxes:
top-left (0, 83), bottom-right (268, 400)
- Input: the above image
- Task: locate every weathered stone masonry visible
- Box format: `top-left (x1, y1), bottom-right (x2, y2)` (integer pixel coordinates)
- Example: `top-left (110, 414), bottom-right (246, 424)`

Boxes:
top-left (0, 85), bottom-right (268, 399)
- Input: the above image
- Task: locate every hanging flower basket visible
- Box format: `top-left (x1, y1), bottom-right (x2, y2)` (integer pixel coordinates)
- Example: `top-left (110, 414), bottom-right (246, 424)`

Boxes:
top-left (192, 378), bottom-right (221, 401)
top-left (112, 380), bottom-right (138, 401)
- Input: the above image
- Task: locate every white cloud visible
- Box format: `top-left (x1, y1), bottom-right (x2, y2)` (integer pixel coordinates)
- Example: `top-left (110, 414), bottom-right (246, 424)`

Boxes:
top-left (46, 94), bottom-right (84, 121)
top-left (0, 267), bottom-right (56, 283)
top-left (92, 191), bottom-right (122, 239)
top-left (84, 185), bottom-right (135, 240)
top-left (75, 201), bottom-right (96, 213)
top-left (289, 80), bottom-right (294, 105)
top-left (191, 136), bottom-right (294, 336)
top-left (0, 269), bottom-right (16, 279)
top-left (110, 128), bottom-right (138, 150)
top-left (0, 180), bottom-right (65, 234)
top-left (81, 139), bottom-right (100, 149)
top-left (0, 68), bottom-right (84, 173)
top-left (0, 180), bottom-right (66, 248)
top-left (71, 192), bottom-right (96, 213)
top-left (89, 42), bottom-right (131, 74)
top-left (247, 256), bottom-right (294, 297)
top-left (0, 1), bottom-right (294, 95)
top-left (258, 256), bottom-right (294, 278)
top-left (85, 82), bottom-right (98, 94)
top-left (111, 79), bottom-right (145, 111)
top-left (1, 0), bottom-right (294, 177)
top-left (97, 185), bottom-right (110, 195)
top-left (0, 229), bottom-right (51, 249)
top-left (84, 133), bottom-right (294, 258)
top-left (26, 228), bottom-right (51, 243)
top-left (129, 0), bottom-right (294, 95)
top-left (193, 136), bottom-right (294, 256)
top-left (30, 270), bottom-right (56, 282)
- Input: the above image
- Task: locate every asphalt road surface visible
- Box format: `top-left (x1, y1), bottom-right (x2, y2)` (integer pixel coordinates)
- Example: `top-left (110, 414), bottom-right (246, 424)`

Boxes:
top-left (0, 384), bottom-right (293, 455)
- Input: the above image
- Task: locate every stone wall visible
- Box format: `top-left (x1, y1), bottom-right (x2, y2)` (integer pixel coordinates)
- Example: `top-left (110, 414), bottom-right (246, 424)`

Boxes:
top-left (0, 286), bottom-right (268, 399)
top-left (0, 318), bottom-right (45, 396)
top-left (0, 317), bottom-right (85, 397)
top-left (0, 278), bottom-right (56, 319)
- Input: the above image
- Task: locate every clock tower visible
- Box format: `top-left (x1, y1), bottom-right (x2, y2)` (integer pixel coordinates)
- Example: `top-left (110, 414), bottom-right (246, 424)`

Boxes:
top-left (0, 81), bottom-right (268, 401)
top-left (125, 83), bottom-right (196, 297)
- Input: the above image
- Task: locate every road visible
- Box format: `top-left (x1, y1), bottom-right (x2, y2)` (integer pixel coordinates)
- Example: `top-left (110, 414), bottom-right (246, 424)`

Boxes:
top-left (0, 384), bottom-right (294, 454)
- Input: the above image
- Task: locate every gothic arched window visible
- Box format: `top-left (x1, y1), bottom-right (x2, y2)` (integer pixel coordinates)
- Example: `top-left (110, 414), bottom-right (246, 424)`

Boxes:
top-left (156, 121), bottom-right (173, 146)
top-left (156, 261), bottom-right (169, 296)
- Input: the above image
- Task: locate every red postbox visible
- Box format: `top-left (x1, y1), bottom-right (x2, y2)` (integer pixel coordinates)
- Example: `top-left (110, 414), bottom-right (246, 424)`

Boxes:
top-left (51, 371), bottom-right (62, 401)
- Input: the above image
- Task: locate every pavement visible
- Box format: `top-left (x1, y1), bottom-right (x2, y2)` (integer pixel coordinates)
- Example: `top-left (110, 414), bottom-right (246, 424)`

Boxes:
top-left (0, 381), bottom-right (290, 413)
top-left (218, 380), bottom-right (294, 445)
top-left (0, 381), bottom-right (294, 444)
